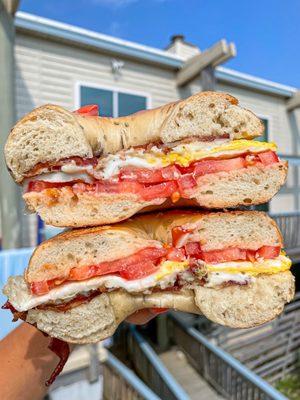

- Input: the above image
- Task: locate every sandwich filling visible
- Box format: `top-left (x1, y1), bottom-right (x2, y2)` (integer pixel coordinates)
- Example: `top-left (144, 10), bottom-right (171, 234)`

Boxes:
top-left (3, 228), bottom-right (291, 313)
top-left (23, 139), bottom-right (281, 204)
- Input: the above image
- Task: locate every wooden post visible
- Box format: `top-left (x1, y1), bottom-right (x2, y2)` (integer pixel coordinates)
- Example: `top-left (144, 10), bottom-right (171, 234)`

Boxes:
top-left (201, 65), bottom-right (216, 91)
top-left (0, 0), bottom-right (21, 249)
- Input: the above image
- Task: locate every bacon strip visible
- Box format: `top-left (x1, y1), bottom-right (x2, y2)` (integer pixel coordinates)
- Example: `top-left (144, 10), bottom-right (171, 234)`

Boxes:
top-left (45, 338), bottom-right (70, 387)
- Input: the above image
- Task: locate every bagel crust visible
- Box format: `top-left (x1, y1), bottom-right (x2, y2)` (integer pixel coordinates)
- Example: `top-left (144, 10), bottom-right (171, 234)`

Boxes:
top-left (25, 272), bottom-right (294, 343)
top-left (5, 91), bottom-right (264, 183)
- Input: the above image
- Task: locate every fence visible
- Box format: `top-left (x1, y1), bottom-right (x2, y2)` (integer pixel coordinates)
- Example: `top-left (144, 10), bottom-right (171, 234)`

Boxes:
top-left (103, 351), bottom-right (160, 400)
top-left (207, 293), bottom-right (300, 384)
top-left (127, 326), bottom-right (190, 400)
top-left (168, 313), bottom-right (287, 400)
top-left (271, 212), bottom-right (300, 261)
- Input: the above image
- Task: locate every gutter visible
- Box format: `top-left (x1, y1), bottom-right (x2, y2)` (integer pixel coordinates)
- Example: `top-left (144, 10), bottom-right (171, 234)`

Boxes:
top-left (15, 11), bottom-right (297, 97)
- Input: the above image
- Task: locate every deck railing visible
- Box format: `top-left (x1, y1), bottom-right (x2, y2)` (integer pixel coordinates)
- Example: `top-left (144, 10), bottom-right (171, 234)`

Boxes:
top-left (127, 326), bottom-right (190, 400)
top-left (168, 313), bottom-right (288, 400)
top-left (206, 292), bottom-right (300, 384)
top-left (270, 212), bottom-right (300, 258)
top-left (103, 351), bottom-right (160, 400)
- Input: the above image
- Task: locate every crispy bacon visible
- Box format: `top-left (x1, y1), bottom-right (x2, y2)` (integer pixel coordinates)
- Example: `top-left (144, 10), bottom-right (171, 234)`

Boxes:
top-left (46, 338), bottom-right (70, 387)
top-left (1, 301), bottom-right (27, 322)
top-left (24, 156), bottom-right (98, 178)
top-left (37, 290), bottom-right (101, 312)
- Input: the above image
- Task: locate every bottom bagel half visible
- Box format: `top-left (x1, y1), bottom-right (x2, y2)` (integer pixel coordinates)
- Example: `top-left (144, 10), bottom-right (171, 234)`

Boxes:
top-left (22, 272), bottom-right (294, 344)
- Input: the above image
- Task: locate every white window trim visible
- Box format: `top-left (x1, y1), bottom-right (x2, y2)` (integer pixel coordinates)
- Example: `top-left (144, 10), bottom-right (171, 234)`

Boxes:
top-left (257, 113), bottom-right (273, 141)
top-left (74, 81), bottom-right (152, 117)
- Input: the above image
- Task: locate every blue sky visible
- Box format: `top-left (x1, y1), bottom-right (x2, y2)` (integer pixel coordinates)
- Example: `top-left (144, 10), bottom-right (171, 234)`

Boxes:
top-left (20, 0), bottom-right (300, 88)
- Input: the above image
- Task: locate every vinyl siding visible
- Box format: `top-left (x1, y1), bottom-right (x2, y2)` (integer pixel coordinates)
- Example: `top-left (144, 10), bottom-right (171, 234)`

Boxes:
top-left (15, 33), bottom-right (180, 117)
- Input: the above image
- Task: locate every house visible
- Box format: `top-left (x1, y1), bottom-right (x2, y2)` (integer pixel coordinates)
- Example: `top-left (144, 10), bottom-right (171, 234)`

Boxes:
top-left (9, 12), bottom-right (300, 246)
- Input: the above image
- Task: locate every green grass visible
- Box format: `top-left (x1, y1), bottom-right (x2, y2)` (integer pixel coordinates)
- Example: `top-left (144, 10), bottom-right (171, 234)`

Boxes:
top-left (276, 372), bottom-right (300, 400)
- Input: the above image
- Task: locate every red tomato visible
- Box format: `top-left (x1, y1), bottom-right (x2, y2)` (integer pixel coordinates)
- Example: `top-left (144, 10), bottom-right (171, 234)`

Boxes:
top-left (74, 104), bottom-right (99, 116)
top-left (177, 175), bottom-right (197, 195)
top-left (139, 181), bottom-right (178, 201)
top-left (257, 245), bottom-right (280, 259)
top-left (172, 227), bottom-right (193, 248)
top-left (194, 157), bottom-right (246, 177)
top-left (161, 165), bottom-right (181, 181)
top-left (73, 181), bottom-right (143, 195)
top-left (185, 242), bottom-right (202, 258)
top-left (166, 248), bottom-right (186, 261)
top-left (201, 248), bottom-right (248, 263)
top-left (257, 151), bottom-right (279, 166)
top-left (30, 281), bottom-right (50, 295)
top-left (69, 247), bottom-right (167, 282)
top-left (27, 180), bottom-right (77, 193)
top-left (119, 165), bottom-right (180, 184)
top-left (119, 260), bottom-right (159, 280)
top-left (68, 265), bottom-right (109, 281)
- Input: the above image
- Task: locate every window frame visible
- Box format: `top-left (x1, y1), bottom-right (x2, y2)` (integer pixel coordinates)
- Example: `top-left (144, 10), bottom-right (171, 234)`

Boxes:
top-left (74, 81), bottom-right (152, 117)
top-left (256, 113), bottom-right (272, 142)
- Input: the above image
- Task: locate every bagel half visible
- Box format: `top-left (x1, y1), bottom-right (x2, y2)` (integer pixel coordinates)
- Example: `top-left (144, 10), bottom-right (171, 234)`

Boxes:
top-left (3, 211), bottom-right (294, 343)
top-left (24, 273), bottom-right (294, 343)
top-left (6, 92), bottom-right (263, 183)
top-left (4, 91), bottom-right (287, 226)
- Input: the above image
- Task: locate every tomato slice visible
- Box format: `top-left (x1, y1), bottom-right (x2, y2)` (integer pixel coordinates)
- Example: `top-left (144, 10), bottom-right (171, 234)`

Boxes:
top-left (119, 165), bottom-right (180, 184)
top-left (139, 181), bottom-right (178, 201)
top-left (201, 248), bottom-right (248, 263)
top-left (177, 175), bottom-right (197, 196)
top-left (257, 245), bottom-right (281, 259)
top-left (194, 157), bottom-right (246, 177)
top-left (185, 242), bottom-right (202, 258)
top-left (30, 281), bottom-right (50, 295)
top-left (172, 227), bottom-right (193, 248)
top-left (74, 104), bottom-right (99, 116)
top-left (119, 260), bottom-right (159, 280)
top-left (166, 247), bottom-right (186, 261)
top-left (185, 243), bottom-right (280, 263)
top-left (73, 181), bottom-right (143, 195)
top-left (69, 247), bottom-right (167, 282)
top-left (257, 151), bottom-right (279, 166)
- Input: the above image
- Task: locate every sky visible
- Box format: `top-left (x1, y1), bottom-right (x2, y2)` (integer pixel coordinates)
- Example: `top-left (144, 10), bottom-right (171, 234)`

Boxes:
top-left (19, 0), bottom-right (300, 88)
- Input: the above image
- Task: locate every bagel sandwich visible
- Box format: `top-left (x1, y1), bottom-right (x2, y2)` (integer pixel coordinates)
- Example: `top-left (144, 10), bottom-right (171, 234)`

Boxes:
top-left (3, 210), bottom-right (294, 344)
top-left (5, 91), bottom-right (287, 227)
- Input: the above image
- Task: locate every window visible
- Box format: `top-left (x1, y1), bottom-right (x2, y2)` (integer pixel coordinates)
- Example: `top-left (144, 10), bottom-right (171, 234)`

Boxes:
top-left (79, 85), bottom-right (148, 117)
top-left (255, 118), bottom-right (268, 142)
top-left (255, 117), bottom-right (269, 211)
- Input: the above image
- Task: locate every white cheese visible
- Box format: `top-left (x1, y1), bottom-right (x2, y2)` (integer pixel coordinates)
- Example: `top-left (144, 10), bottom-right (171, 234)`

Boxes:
top-left (101, 156), bottom-right (161, 180)
top-left (205, 272), bottom-right (253, 288)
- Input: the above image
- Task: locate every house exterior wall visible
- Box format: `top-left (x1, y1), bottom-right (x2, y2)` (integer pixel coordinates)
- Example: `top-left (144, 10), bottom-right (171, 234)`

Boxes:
top-left (14, 31), bottom-right (298, 245)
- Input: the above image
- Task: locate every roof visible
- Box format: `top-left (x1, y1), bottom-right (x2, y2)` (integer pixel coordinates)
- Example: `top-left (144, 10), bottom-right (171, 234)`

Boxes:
top-left (15, 11), bottom-right (297, 98)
